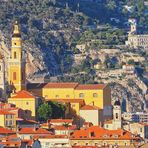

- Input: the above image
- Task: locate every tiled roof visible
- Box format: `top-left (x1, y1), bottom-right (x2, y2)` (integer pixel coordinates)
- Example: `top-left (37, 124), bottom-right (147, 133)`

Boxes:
top-left (44, 82), bottom-right (79, 88)
top-left (70, 126), bottom-right (139, 140)
top-left (18, 127), bottom-right (52, 134)
top-left (75, 84), bottom-right (107, 90)
top-left (80, 105), bottom-right (100, 110)
top-left (53, 125), bottom-right (77, 130)
top-left (0, 110), bottom-right (15, 115)
top-left (0, 127), bottom-right (15, 134)
top-left (0, 141), bottom-right (21, 147)
top-left (11, 90), bottom-right (35, 98)
top-left (49, 119), bottom-right (73, 123)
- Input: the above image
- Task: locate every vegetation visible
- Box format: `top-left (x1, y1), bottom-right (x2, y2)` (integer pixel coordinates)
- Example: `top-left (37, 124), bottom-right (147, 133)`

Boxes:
top-left (0, 0), bottom-right (147, 77)
top-left (38, 101), bottom-right (66, 121)
top-left (38, 103), bottom-right (52, 121)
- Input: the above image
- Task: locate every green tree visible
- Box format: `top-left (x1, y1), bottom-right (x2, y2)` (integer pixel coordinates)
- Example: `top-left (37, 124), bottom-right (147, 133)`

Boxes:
top-left (48, 101), bottom-right (66, 119)
top-left (38, 103), bottom-right (52, 121)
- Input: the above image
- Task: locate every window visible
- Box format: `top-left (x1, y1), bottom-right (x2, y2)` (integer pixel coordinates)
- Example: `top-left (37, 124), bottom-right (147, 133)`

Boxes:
top-left (14, 42), bottom-right (17, 45)
top-left (116, 113), bottom-right (118, 119)
top-left (93, 93), bottom-right (98, 98)
top-left (14, 52), bottom-right (17, 59)
top-left (79, 93), bottom-right (84, 98)
top-left (0, 65), bottom-right (1, 71)
top-left (13, 72), bottom-right (16, 80)
top-left (55, 95), bottom-right (59, 98)
top-left (5, 120), bottom-right (13, 126)
top-left (26, 102), bottom-right (29, 105)
top-left (66, 95), bottom-right (70, 98)
top-left (140, 128), bottom-right (143, 132)
top-left (71, 104), bottom-right (75, 107)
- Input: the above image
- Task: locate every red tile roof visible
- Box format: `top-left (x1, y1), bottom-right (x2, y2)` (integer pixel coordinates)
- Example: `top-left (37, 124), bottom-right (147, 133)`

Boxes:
top-left (70, 126), bottom-right (139, 140)
top-left (0, 110), bottom-right (15, 115)
top-left (75, 84), bottom-right (107, 90)
top-left (44, 82), bottom-right (79, 88)
top-left (0, 141), bottom-right (21, 147)
top-left (53, 125), bottom-right (77, 130)
top-left (11, 90), bottom-right (35, 98)
top-left (80, 105), bottom-right (100, 110)
top-left (49, 119), bottom-right (73, 123)
top-left (18, 127), bottom-right (52, 134)
top-left (0, 127), bottom-right (15, 134)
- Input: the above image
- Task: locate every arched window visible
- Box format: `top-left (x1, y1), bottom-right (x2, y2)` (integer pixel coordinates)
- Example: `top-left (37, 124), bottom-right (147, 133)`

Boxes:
top-left (116, 113), bottom-right (118, 119)
top-left (93, 93), bottom-right (98, 98)
top-left (79, 93), bottom-right (84, 98)
top-left (14, 52), bottom-right (17, 59)
top-left (13, 72), bottom-right (16, 80)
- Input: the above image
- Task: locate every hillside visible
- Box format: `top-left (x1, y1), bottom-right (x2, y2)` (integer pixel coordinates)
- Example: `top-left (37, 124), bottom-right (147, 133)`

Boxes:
top-left (0, 0), bottom-right (148, 112)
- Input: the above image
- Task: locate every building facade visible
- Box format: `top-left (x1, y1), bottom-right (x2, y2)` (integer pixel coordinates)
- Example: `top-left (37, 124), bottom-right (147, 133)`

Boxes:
top-left (0, 53), bottom-right (5, 98)
top-left (8, 90), bottom-right (39, 120)
top-left (8, 21), bottom-right (26, 93)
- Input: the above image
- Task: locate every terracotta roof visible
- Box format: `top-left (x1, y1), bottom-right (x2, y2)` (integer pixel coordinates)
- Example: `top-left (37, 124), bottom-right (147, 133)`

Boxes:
top-left (53, 125), bottom-right (77, 130)
top-left (0, 141), bottom-right (21, 147)
top-left (70, 126), bottom-right (139, 140)
top-left (75, 84), bottom-right (107, 90)
top-left (18, 127), bottom-right (52, 134)
top-left (44, 82), bottom-right (79, 88)
top-left (139, 122), bottom-right (148, 126)
top-left (80, 105), bottom-right (100, 110)
top-left (11, 90), bottom-right (35, 98)
top-left (0, 127), bottom-right (15, 134)
top-left (49, 119), bottom-right (73, 123)
top-left (0, 110), bottom-right (15, 115)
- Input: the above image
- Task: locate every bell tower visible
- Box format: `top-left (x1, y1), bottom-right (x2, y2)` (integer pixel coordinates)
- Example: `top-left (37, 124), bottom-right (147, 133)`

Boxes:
top-left (8, 21), bottom-right (26, 93)
top-left (113, 99), bottom-right (122, 129)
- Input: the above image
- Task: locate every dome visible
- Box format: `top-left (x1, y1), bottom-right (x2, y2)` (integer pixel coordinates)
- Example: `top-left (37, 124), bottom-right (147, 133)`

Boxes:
top-left (114, 100), bottom-right (121, 106)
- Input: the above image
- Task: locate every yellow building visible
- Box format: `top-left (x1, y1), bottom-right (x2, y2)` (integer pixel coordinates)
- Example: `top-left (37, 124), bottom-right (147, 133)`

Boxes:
top-left (0, 110), bottom-right (16, 130)
top-left (42, 83), bottom-right (111, 110)
top-left (8, 21), bottom-right (26, 93)
top-left (8, 90), bottom-right (39, 120)
top-left (41, 82), bottom-right (112, 121)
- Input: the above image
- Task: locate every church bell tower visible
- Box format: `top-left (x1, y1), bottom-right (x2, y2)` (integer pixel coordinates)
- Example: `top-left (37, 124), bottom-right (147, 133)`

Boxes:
top-left (8, 21), bottom-right (26, 93)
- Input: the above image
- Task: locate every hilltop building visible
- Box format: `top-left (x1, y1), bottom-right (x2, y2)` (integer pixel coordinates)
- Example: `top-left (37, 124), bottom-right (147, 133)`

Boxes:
top-left (126, 19), bottom-right (148, 50)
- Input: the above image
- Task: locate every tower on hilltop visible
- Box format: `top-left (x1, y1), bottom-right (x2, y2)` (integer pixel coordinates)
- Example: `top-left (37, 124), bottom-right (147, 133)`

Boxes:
top-left (8, 20), bottom-right (26, 93)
